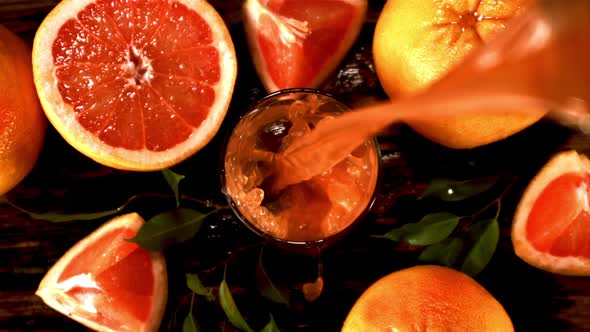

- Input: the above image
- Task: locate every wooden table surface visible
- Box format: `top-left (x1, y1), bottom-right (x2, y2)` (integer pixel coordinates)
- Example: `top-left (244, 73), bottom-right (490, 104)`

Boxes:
top-left (1, 1), bottom-right (589, 331)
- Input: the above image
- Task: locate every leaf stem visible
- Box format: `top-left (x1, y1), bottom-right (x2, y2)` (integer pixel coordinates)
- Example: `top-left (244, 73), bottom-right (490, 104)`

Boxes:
top-left (2, 192), bottom-right (228, 222)
top-left (494, 200), bottom-right (502, 220)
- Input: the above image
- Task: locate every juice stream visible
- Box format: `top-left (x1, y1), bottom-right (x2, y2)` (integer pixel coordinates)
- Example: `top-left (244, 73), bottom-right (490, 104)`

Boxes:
top-left (272, 0), bottom-right (590, 192)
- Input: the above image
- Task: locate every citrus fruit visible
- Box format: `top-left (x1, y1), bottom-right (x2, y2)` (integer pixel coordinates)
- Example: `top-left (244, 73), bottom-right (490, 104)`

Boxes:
top-left (32, 0), bottom-right (237, 171)
top-left (243, 0), bottom-right (367, 92)
top-left (372, 0), bottom-right (546, 149)
top-left (342, 265), bottom-right (514, 332)
top-left (512, 150), bottom-right (590, 276)
top-left (0, 24), bottom-right (46, 195)
top-left (36, 212), bottom-right (167, 332)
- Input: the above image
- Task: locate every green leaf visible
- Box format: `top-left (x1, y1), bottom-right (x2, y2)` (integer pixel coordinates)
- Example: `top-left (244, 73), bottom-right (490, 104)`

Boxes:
top-left (420, 176), bottom-right (499, 202)
top-left (162, 169), bottom-right (185, 208)
top-left (261, 314), bottom-right (280, 332)
top-left (219, 277), bottom-right (254, 332)
top-left (418, 237), bottom-right (464, 266)
top-left (182, 312), bottom-right (198, 332)
top-left (460, 219), bottom-right (500, 276)
top-left (0, 194), bottom-right (141, 222)
top-left (127, 208), bottom-right (212, 251)
top-left (186, 273), bottom-right (215, 302)
top-left (256, 248), bottom-right (290, 305)
top-left (374, 212), bottom-right (460, 246)
top-left (182, 294), bottom-right (199, 332)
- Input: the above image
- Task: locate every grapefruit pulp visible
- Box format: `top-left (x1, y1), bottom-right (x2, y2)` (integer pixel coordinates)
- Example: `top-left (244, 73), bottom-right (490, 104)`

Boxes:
top-left (36, 213), bottom-right (167, 332)
top-left (33, 0), bottom-right (237, 171)
top-left (243, 0), bottom-right (367, 92)
top-left (512, 150), bottom-right (590, 275)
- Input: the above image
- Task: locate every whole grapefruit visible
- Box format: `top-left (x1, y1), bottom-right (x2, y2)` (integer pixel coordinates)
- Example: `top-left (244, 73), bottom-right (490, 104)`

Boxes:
top-left (372, 0), bottom-right (546, 149)
top-left (342, 265), bottom-right (514, 331)
top-left (0, 24), bottom-right (46, 195)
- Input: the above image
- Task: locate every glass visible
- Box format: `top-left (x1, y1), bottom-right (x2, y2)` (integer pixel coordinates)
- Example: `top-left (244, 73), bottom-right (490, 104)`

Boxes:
top-left (221, 89), bottom-right (381, 248)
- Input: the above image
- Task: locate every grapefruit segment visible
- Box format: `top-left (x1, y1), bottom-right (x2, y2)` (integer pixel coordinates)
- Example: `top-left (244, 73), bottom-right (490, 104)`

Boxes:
top-left (512, 150), bottom-right (590, 275)
top-left (33, 0), bottom-right (237, 171)
top-left (526, 173), bottom-right (590, 256)
top-left (36, 213), bottom-right (167, 332)
top-left (244, 0), bottom-right (367, 92)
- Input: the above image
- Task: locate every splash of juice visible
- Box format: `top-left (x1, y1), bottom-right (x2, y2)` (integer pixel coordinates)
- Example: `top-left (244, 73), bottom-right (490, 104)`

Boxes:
top-left (223, 91), bottom-right (380, 242)
top-left (272, 0), bottom-right (590, 191)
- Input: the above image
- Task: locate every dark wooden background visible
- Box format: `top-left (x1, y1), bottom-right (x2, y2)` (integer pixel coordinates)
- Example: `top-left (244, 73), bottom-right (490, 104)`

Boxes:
top-left (1, 1), bottom-right (589, 331)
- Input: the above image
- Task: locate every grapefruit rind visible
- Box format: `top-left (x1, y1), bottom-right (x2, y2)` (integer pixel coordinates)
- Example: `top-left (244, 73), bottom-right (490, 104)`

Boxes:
top-left (32, 0), bottom-right (237, 171)
top-left (36, 213), bottom-right (167, 332)
top-left (243, 0), bottom-right (368, 93)
top-left (512, 150), bottom-right (590, 276)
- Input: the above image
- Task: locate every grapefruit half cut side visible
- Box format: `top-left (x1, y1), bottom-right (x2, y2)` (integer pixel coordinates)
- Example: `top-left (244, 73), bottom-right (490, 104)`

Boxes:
top-left (512, 150), bottom-right (590, 276)
top-left (243, 0), bottom-right (367, 92)
top-left (33, 0), bottom-right (237, 171)
top-left (36, 213), bottom-right (167, 332)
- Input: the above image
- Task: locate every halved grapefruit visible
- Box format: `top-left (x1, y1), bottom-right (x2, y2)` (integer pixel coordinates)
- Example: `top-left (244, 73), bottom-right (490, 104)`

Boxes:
top-left (243, 0), bottom-right (367, 92)
top-left (36, 213), bottom-right (167, 332)
top-left (33, 0), bottom-right (237, 171)
top-left (512, 150), bottom-right (590, 276)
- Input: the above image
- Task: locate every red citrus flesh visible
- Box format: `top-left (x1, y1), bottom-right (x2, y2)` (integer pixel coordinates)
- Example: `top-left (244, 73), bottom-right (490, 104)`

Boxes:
top-left (512, 150), bottom-right (590, 276)
top-left (245, 0), bottom-right (367, 92)
top-left (257, 0), bottom-right (356, 88)
top-left (52, 0), bottom-right (221, 151)
top-left (56, 227), bottom-right (153, 330)
top-left (526, 173), bottom-right (590, 258)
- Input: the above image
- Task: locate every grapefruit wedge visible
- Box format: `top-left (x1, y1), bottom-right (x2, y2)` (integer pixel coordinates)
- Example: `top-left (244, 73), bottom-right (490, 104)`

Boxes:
top-left (512, 150), bottom-right (590, 276)
top-left (33, 0), bottom-right (237, 171)
top-left (36, 213), bottom-right (167, 332)
top-left (243, 0), bottom-right (367, 92)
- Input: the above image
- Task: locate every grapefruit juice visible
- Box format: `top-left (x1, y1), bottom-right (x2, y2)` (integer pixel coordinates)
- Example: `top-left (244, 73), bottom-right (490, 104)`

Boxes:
top-left (223, 90), bottom-right (380, 243)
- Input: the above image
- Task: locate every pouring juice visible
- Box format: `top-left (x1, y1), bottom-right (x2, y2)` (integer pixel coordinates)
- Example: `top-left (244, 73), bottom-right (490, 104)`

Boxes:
top-left (224, 0), bottom-right (589, 245)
